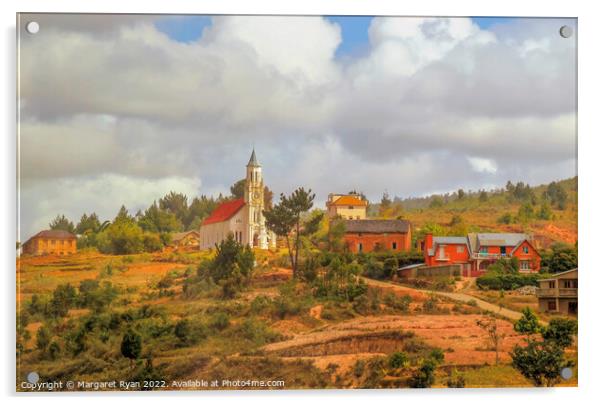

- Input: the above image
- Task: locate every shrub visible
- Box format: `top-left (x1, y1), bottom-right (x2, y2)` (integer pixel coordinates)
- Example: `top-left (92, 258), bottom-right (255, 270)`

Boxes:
top-left (121, 329), bottom-right (142, 366)
top-left (353, 359), bottom-right (366, 378)
top-left (388, 352), bottom-right (409, 369)
top-left (409, 359), bottom-right (437, 388)
top-left (476, 272), bottom-right (542, 290)
top-left (209, 312), bottom-right (231, 331)
top-left (174, 319), bottom-right (207, 346)
top-left (446, 369), bottom-right (466, 388)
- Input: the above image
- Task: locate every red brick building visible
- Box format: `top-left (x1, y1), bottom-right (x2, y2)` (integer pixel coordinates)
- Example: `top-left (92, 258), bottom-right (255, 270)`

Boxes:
top-left (343, 219), bottom-right (412, 253)
top-left (423, 232), bottom-right (541, 277)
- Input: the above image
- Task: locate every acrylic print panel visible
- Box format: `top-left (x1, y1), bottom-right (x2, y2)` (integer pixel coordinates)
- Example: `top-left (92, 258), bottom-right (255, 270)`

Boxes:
top-left (16, 13), bottom-right (577, 391)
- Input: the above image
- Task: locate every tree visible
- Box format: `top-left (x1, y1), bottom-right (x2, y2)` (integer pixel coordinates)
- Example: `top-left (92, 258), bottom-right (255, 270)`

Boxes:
top-left (75, 213), bottom-right (101, 234)
top-left (487, 256), bottom-right (519, 274)
top-left (457, 189), bottom-right (465, 200)
top-left (115, 205), bottom-right (133, 222)
top-left (48, 284), bottom-right (77, 318)
top-left (36, 326), bottom-right (51, 352)
top-left (49, 214), bottom-right (75, 233)
top-left (543, 181), bottom-right (568, 210)
top-left (409, 359), bottom-right (437, 388)
top-left (96, 217), bottom-right (144, 255)
top-left (537, 200), bottom-right (553, 220)
top-left (138, 202), bottom-right (181, 233)
top-left (511, 313), bottom-right (577, 386)
top-left (479, 190), bottom-right (488, 202)
top-left (542, 243), bottom-right (578, 273)
top-left (380, 191), bottom-right (392, 210)
top-left (476, 315), bottom-right (505, 365)
top-left (517, 202), bottom-right (535, 222)
top-left (264, 188), bottom-right (315, 278)
top-left (510, 340), bottom-right (570, 387)
top-left (429, 196), bottom-right (444, 208)
top-left (121, 329), bottom-right (142, 368)
top-left (201, 234), bottom-right (255, 298)
top-left (159, 191), bottom-right (189, 224)
top-left (327, 219), bottom-right (346, 252)
top-left (542, 318), bottom-right (578, 348)
top-left (514, 307), bottom-right (542, 337)
top-left (230, 179), bottom-right (246, 199)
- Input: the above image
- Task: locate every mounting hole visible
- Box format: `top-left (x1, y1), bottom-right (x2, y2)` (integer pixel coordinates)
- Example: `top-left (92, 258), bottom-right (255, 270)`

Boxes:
top-left (560, 367), bottom-right (573, 380)
top-left (27, 371), bottom-right (40, 384)
top-left (559, 25), bottom-right (573, 38)
top-left (26, 21), bottom-right (40, 34)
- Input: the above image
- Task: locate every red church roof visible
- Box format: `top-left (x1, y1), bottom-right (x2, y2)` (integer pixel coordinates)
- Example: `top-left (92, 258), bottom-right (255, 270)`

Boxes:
top-left (202, 198), bottom-right (246, 225)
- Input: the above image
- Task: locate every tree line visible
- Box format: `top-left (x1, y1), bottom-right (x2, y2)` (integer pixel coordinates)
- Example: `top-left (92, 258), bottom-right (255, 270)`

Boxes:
top-left (45, 181), bottom-right (273, 254)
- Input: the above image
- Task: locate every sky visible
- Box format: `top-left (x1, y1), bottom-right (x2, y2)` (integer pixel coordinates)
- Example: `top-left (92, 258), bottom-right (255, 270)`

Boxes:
top-left (18, 14), bottom-right (577, 240)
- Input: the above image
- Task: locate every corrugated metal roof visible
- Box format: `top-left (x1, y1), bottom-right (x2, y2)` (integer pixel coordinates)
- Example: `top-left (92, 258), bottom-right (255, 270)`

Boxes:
top-left (433, 236), bottom-right (467, 244)
top-left (344, 219), bottom-right (410, 234)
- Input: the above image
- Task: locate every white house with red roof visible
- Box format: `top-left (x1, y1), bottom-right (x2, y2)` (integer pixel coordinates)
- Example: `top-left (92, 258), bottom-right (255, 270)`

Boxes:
top-left (199, 150), bottom-right (275, 250)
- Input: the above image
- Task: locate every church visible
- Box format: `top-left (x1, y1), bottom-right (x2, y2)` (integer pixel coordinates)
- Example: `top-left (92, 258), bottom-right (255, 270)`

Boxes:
top-left (199, 149), bottom-right (275, 250)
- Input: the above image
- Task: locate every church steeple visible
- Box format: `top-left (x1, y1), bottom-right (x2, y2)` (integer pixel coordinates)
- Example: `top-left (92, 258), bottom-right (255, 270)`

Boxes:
top-left (247, 148), bottom-right (260, 167)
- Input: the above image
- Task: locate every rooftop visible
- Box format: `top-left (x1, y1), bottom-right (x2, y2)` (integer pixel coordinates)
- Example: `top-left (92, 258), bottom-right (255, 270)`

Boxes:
top-left (329, 195), bottom-right (368, 207)
top-left (202, 198), bottom-right (246, 225)
top-left (343, 219), bottom-right (411, 234)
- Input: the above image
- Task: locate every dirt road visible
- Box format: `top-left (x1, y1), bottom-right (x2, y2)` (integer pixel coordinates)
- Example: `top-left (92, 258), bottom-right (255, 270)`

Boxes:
top-left (362, 277), bottom-right (527, 322)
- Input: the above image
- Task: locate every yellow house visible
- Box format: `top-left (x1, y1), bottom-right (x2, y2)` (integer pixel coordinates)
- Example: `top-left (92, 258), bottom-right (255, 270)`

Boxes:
top-left (326, 194), bottom-right (368, 220)
top-left (22, 230), bottom-right (77, 256)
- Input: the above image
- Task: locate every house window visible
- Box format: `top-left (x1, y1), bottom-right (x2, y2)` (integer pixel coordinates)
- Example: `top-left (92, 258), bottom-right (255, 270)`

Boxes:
top-left (523, 245), bottom-right (529, 254)
top-left (548, 281), bottom-right (556, 289)
top-left (358, 243), bottom-right (363, 253)
top-left (348, 206), bottom-right (354, 209)
top-left (438, 246), bottom-right (446, 259)
top-left (392, 242), bottom-right (397, 250)
top-left (548, 301), bottom-right (557, 311)
top-left (500, 246), bottom-right (506, 255)
top-left (479, 246), bottom-right (487, 254)
top-left (520, 261), bottom-right (531, 271)
top-left (457, 245), bottom-right (464, 253)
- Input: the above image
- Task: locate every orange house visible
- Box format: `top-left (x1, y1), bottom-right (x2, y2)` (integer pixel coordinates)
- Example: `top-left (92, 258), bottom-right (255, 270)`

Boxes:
top-left (423, 232), bottom-right (541, 277)
top-left (343, 219), bottom-right (412, 253)
top-left (326, 194), bottom-right (368, 220)
top-left (22, 230), bottom-right (77, 256)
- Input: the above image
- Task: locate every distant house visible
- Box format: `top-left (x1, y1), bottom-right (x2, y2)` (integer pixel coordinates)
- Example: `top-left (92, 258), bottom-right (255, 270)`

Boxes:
top-left (536, 268), bottom-right (578, 315)
top-left (22, 230), bottom-right (77, 256)
top-left (422, 232), bottom-right (541, 277)
top-left (343, 219), bottom-right (412, 253)
top-left (170, 230), bottom-right (200, 249)
top-left (326, 194), bottom-right (368, 220)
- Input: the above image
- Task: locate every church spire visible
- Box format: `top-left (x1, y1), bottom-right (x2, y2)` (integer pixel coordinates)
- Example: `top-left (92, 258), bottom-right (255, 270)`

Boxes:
top-left (247, 148), bottom-right (260, 167)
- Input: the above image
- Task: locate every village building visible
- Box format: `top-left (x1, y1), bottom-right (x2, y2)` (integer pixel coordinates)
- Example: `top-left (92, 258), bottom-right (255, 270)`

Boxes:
top-left (343, 219), bottom-right (412, 253)
top-left (22, 230), bottom-right (77, 256)
top-left (170, 230), bottom-right (200, 250)
top-left (536, 268), bottom-right (578, 315)
top-left (422, 232), bottom-right (541, 277)
top-left (199, 149), bottom-right (276, 250)
top-left (326, 193), bottom-right (368, 219)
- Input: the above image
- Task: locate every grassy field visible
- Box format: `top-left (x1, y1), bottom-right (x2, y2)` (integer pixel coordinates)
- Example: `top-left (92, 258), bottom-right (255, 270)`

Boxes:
top-left (16, 249), bottom-right (578, 390)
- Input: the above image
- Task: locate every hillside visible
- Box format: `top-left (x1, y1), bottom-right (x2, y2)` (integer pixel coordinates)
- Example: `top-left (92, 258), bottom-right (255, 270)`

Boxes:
top-left (370, 177), bottom-right (577, 247)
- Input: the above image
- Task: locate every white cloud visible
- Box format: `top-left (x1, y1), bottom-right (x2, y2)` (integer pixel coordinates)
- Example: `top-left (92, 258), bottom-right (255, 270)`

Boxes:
top-left (17, 16), bottom-right (577, 240)
top-left (468, 157), bottom-right (498, 174)
top-left (20, 175), bottom-right (201, 240)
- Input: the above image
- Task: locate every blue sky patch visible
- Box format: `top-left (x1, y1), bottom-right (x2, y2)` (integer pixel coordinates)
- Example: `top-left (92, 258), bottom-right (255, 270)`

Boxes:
top-left (155, 15), bottom-right (212, 43)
